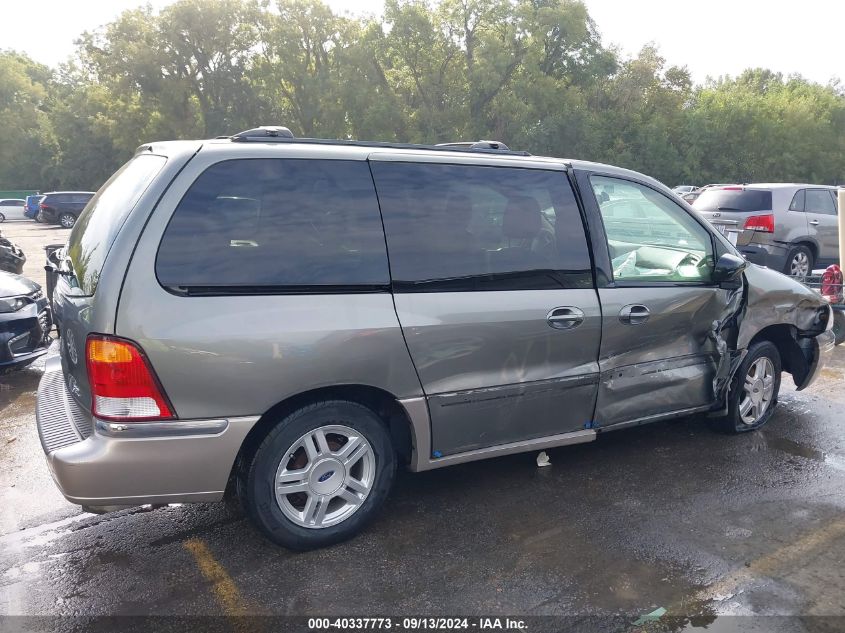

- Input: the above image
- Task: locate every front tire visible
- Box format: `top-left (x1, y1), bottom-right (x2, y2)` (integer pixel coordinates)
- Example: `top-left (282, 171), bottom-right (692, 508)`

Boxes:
top-left (783, 245), bottom-right (813, 277)
top-left (0, 212), bottom-right (5, 223)
top-left (243, 400), bottom-right (396, 550)
top-left (58, 213), bottom-right (76, 229)
top-left (715, 340), bottom-right (782, 433)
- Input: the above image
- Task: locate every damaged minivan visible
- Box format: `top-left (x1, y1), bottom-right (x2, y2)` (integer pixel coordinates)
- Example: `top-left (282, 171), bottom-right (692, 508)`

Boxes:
top-left (37, 128), bottom-right (835, 550)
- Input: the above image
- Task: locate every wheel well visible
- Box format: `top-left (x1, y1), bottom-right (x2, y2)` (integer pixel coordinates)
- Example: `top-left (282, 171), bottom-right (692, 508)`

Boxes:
top-left (228, 386), bottom-right (415, 495)
top-left (793, 241), bottom-right (817, 259)
top-left (748, 324), bottom-right (803, 377)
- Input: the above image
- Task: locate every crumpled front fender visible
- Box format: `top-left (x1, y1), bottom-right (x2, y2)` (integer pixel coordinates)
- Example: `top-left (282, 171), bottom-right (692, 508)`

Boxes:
top-left (738, 264), bottom-right (828, 349)
top-left (736, 264), bottom-right (830, 391)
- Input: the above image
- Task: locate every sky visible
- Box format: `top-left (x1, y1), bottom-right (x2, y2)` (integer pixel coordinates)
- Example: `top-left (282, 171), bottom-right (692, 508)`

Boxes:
top-left (1, 0), bottom-right (841, 85)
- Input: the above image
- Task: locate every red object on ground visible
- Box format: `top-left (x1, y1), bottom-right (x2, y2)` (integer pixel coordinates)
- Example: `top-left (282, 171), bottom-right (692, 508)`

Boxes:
top-left (821, 264), bottom-right (843, 303)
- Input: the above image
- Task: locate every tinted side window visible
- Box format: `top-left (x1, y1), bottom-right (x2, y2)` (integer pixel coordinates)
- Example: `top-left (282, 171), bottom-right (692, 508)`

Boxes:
top-left (156, 159), bottom-right (389, 290)
top-left (805, 189), bottom-right (837, 216)
top-left (788, 189), bottom-right (805, 211)
top-left (371, 162), bottom-right (592, 291)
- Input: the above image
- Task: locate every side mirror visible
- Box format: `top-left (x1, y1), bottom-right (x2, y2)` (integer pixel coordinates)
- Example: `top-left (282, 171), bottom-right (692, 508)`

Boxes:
top-left (713, 253), bottom-right (747, 283)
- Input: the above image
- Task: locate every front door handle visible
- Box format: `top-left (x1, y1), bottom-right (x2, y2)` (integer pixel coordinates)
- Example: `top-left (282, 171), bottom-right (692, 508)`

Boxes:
top-left (547, 306), bottom-right (584, 330)
top-left (619, 304), bottom-right (650, 325)
top-left (809, 220), bottom-right (820, 226)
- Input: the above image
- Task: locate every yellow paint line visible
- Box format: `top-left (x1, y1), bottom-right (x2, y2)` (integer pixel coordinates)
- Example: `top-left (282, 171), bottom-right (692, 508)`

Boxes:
top-left (184, 538), bottom-right (252, 626)
top-left (682, 515), bottom-right (845, 609)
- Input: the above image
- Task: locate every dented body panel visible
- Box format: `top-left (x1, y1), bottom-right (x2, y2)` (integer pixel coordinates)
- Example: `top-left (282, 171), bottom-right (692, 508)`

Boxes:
top-left (737, 264), bottom-right (828, 350)
top-left (735, 264), bottom-right (833, 391)
top-left (595, 286), bottom-right (734, 427)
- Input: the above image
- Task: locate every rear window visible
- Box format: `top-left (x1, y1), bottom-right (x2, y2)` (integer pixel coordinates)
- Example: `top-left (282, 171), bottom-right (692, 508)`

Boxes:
top-left (155, 159), bottom-right (389, 291)
top-left (67, 155), bottom-right (167, 295)
top-left (693, 189), bottom-right (773, 212)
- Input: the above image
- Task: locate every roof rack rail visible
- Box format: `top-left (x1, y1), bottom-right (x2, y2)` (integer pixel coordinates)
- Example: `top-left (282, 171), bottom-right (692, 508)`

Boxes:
top-left (225, 126), bottom-right (530, 156)
top-left (231, 126), bottom-right (294, 141)
top-left (435, 140), bottom-right (510, 151)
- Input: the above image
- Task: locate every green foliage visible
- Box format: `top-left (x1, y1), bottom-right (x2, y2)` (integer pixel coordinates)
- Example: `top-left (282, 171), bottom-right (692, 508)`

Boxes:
top-left (0, 0), bottom-right (843, 191)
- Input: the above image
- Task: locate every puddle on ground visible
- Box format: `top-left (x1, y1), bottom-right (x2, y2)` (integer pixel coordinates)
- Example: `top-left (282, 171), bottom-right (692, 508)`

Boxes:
top-left (763, 433), bottom-right (845, 473)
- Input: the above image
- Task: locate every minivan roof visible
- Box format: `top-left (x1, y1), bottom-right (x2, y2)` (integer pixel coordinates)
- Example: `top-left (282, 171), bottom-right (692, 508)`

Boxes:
top-left (138, 137), bottom-right (667, 192)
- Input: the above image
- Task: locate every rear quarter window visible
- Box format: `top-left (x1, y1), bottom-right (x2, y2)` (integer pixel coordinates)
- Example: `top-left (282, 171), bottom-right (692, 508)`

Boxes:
top-left (155, 159), bottom-right (389, 291)
top-left (67, 155), bottom-right (168, 295)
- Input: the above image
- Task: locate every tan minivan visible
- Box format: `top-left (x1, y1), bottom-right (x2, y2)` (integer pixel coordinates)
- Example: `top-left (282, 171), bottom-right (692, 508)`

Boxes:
top-left (38, 128), bottom-right (835, 549)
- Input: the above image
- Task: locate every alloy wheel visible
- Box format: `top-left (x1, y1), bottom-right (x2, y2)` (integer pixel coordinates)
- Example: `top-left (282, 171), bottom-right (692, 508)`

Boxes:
top-left (60, 214), bottom-right (76, 228)
top-left (738, 357), bottom-right (775, 425)
top-left (274, 425), bottom-right (375, 529)
top-left (789, 252), bottom-right (810, 277)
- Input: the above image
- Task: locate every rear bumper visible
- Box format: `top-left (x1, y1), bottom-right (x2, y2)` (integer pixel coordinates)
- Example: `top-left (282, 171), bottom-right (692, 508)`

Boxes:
top-left (737, 242), bottom-right (789, 272)
top-left (36, 356), bottom-right (259, 505)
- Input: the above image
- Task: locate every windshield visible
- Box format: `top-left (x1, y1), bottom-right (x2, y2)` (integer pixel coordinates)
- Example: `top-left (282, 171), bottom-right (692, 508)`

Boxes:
top-left (67, 154), bottom-right (167, 295)
top-left (694, 189), bottom-right (773, 212)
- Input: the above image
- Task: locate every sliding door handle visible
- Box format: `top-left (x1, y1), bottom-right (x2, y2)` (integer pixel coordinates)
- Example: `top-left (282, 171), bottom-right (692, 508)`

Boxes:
top-left (547, 306), bottom-right (584, 330)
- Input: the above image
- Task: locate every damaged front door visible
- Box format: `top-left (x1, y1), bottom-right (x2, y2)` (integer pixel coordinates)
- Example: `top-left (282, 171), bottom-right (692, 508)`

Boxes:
top-left (586, 175), bottom-right (735, 428)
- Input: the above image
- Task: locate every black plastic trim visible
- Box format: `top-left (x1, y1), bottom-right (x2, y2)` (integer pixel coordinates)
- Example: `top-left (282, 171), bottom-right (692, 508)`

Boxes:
top-left (166, 284), bottom-right (391, 297)
top-left (392, 270), bottom-right (594, 293)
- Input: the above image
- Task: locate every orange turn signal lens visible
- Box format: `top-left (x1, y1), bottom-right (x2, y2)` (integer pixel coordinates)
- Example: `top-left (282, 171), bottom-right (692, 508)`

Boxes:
top-left (87, 339), bottom-right (135, 363)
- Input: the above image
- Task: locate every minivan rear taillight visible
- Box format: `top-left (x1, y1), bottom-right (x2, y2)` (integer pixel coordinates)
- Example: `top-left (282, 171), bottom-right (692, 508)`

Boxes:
top-left (86, 335), bottom-right (175, 421)
top-left (743, 214), bottom-right (775, 233)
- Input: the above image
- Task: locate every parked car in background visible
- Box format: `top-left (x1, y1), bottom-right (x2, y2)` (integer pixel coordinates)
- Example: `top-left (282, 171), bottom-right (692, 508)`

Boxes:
top-left (0, 199), bottom-right (27, 222)
top-left (0, 231), bottom-right (26, 274)
top-left (39, 192), bottom-right (95, 228)
top-left (0, 271), bottom-right (51, 373)
top-left (24, 195), bottom-right (44, 221)
top-left (694, 184), bottom-right (840, 276)
top-left (672, 185), bottom-right (697, 195)
top-left (681, 183), bottom-right (735, 205)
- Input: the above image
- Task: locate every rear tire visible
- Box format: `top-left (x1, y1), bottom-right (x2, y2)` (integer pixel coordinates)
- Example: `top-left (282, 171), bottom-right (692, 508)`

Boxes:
top-left (242, 400), bottom-right (396, 550)
top-left (783, 245), bottom-right (813, 277)
top-left (714, 341), bottom-right (781, 433)
top-left (58, 213), bottom-right (76, 229)
top-left (0, 213), bottom-right (5, 222)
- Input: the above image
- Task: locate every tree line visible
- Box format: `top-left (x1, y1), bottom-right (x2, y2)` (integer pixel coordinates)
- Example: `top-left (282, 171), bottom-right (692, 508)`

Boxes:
top-left (1, 0), bottom-right (844, 192)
